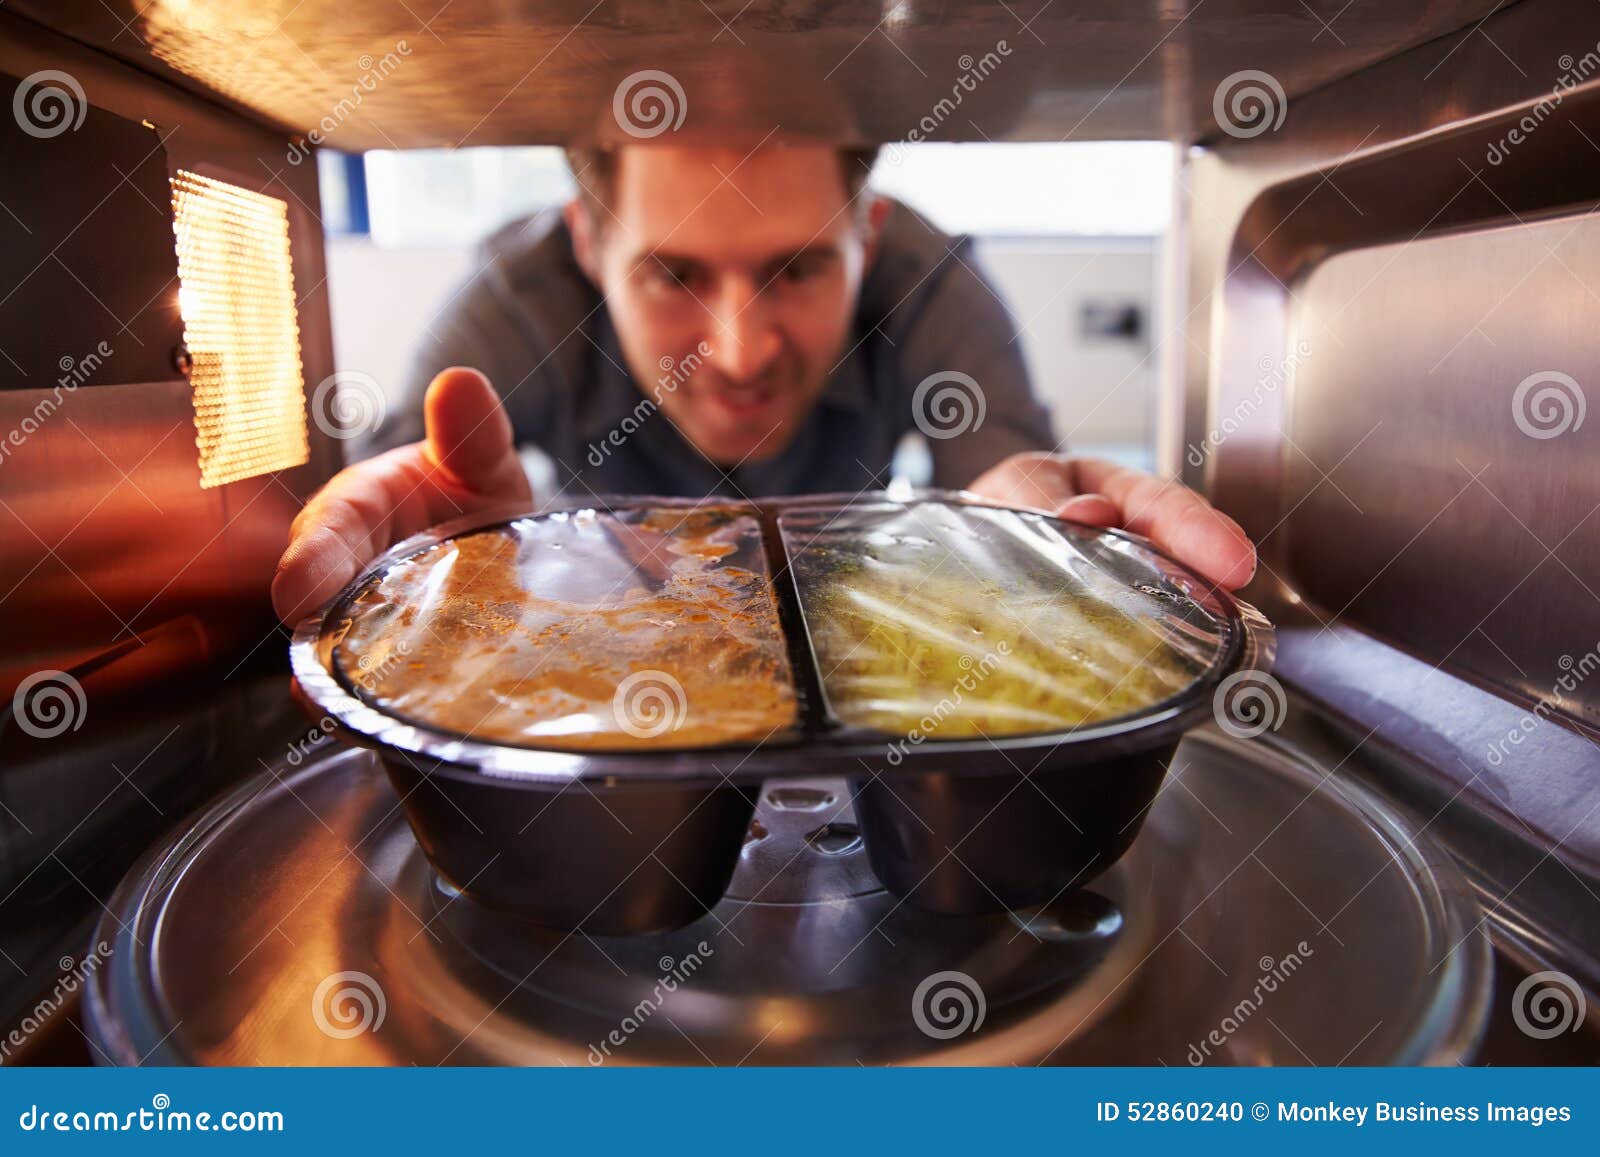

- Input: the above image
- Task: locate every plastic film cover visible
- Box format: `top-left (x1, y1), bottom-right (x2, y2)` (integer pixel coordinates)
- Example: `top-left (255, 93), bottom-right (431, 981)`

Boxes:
top-left (779, 501), bottom-right (1228, 738)
top-left (329, 505), bottom-right (797, 750)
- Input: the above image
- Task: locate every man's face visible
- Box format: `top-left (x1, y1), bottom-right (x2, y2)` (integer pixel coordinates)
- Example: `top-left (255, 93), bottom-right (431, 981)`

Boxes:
top-left (573, 145), bottom-right (876, 466)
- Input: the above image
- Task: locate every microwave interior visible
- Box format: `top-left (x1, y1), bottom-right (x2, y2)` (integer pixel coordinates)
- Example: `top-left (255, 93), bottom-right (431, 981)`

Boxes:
top-left (1, 0), bottom-right (1596, 1066)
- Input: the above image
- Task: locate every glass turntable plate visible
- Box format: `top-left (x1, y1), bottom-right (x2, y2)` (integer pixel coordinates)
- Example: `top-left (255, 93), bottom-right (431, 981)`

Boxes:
top-left (86, 729), bottom-right (1488, 1065)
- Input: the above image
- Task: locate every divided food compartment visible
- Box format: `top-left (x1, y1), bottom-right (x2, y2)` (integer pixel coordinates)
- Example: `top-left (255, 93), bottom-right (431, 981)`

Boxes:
top-left (289, 492), bottom-right (1274, 934)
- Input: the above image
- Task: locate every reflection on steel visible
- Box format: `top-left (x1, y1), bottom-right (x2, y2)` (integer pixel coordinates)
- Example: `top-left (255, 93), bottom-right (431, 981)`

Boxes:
top-left (1178, 0), bottom-right (1600, 990)
top-left (9, 1), bottom-right (1500, 145)
top-left (1182, 0), bottom-right (1600, 720)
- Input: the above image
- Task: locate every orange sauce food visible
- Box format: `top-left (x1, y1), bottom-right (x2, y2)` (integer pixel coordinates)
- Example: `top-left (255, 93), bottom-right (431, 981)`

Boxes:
top-left (333, 507), bottom-right (797, 750)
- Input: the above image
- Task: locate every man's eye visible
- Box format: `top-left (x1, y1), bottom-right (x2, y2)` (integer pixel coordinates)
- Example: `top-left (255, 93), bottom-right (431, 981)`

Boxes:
top-left (776, 256), bottom-right (831, 285)
top-left (646, 263), bottom-right (694, 291)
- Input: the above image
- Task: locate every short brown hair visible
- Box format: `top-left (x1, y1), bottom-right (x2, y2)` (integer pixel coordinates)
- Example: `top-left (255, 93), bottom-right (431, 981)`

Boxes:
top-left (565, 145), bottom-right (880, 224)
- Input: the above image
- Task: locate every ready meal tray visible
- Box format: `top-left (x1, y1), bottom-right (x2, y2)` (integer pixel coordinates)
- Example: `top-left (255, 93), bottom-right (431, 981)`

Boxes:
top-left (290, 491), bottom-right (1273, 933)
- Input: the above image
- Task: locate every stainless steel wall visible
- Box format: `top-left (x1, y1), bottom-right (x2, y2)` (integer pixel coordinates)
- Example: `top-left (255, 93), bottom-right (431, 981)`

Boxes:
top-left (1178, 0), bottom-right (1600, 980)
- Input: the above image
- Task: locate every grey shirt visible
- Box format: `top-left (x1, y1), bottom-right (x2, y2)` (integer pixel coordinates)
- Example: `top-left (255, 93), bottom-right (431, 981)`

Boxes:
top-left (382, 200), bottom-right (1053, 499)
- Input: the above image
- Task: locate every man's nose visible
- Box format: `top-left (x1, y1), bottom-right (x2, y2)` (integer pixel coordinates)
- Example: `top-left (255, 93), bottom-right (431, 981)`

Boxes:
top-left (704, 277), bottom-right (781, 382)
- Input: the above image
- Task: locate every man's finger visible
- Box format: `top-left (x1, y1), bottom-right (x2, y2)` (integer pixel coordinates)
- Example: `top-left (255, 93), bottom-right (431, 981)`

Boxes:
top-left (424, 366), bottom-right (529, 499)
top-left (965, 451), bottom-right (1077, 513)
top-left (272, 523), bottom-right (371, 626)
top-left (1055, 493), bottom-right (1120, 527)
top-left (271, 446), bottom-right (433, 623)
top-left (1070, 458), bottom-right (1256, 589)
top-left (273, 370), bottom-right (534, 623)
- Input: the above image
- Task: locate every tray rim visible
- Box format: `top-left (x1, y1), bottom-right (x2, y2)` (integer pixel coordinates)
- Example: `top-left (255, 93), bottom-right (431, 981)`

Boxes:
top-left (288, 490), bottom-right (1276, 787)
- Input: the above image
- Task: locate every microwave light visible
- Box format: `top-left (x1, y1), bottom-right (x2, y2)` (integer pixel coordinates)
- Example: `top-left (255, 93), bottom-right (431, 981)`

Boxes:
top-left (171, 169), bottom-right (310, 488)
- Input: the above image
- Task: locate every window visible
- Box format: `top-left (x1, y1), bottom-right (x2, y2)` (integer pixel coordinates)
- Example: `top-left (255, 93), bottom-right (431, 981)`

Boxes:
top-left (346, 142), bottom-right (1172, 247)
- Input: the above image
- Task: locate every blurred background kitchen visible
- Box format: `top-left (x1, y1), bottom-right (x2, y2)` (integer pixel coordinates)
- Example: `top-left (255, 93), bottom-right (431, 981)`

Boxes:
top-left (315, 141), bottom-right (1173, 479)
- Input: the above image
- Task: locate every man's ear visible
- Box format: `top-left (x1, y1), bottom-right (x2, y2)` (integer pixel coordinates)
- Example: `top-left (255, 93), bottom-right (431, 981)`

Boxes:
top-left (861, 194), bottom-right (892, 272)
top-left (564, 199), bottom-right (601, 285)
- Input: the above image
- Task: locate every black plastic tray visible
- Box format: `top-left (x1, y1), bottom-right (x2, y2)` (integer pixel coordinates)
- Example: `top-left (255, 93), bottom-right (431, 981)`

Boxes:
top-left (290, 491), bottom-right (1274, 932)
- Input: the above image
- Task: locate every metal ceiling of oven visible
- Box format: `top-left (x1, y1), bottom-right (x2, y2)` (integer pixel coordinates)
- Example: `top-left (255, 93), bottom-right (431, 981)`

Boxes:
top-left (13, 0), bottom-right (1499, 147)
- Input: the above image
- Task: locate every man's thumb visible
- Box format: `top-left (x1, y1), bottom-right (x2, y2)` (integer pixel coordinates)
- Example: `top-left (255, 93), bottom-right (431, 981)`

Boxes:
top-left (422, 367), bottom-right (527, 496)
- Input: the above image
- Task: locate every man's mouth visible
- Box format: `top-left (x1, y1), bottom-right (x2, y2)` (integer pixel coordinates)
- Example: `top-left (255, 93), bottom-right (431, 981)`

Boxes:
top-left (706, 380), bottom-right (783, 423)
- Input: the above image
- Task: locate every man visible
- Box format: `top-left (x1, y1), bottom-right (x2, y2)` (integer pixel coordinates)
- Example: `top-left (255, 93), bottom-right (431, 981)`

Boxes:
top-left (271, 142), bottom-right (1254, 623)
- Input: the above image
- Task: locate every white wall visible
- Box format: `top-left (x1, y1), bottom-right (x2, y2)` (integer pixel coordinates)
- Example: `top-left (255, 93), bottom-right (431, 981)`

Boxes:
top-left (324, 239), bottom-right (474, 410)
top-left (977, 237), bottom-right (1158, 461)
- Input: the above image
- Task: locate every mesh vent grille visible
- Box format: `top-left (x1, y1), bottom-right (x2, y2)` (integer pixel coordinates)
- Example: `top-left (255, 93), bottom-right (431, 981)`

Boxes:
top-left (172, 170), bottom-right (309, 488)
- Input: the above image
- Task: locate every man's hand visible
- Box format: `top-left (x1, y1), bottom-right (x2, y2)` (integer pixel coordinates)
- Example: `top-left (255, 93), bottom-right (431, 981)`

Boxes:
top-left (966, 451), bottom-right (1257, 590)
top-left (271, 367), bottom-right (531, 624)
top-left (272, 380), bottom-right (1255, 624)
